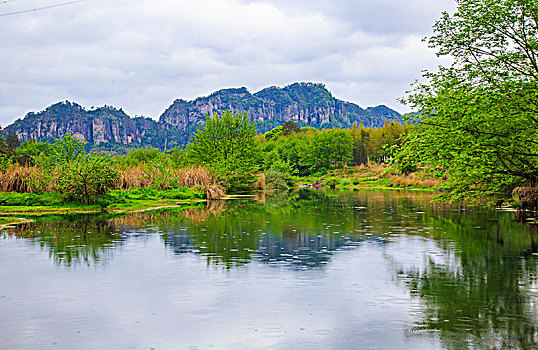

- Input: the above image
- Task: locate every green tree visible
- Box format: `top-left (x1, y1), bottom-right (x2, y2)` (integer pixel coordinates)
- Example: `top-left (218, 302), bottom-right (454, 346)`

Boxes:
top-left (299, 129), bottom-right (352, 172)
top-left (187, 110), bottom-right (261, 191)
top-left (348, 122), bottom-right (370, 165)
top-left (0, 131), bottom-right (20, 163)
top-left (274, 132), bottom-right (312, 175)
top-left (264, 126), bottom-right (283, 141)
top-left (57, 153), bottom-right (118, 205)
top-left (282, 121), bottom-right (299, 135)
top-left (400, 0), bottom-right (538, 201)
top-left (51, 134), bottom-right (85, 164)
top-left (15, 139), bottom-right (52, 166)
top-left (24, 134), bottom-right (118, 204)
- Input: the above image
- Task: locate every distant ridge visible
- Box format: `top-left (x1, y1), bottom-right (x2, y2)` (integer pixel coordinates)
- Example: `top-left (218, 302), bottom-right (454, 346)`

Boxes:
top-left (4, 82), bottom-right (402, 152)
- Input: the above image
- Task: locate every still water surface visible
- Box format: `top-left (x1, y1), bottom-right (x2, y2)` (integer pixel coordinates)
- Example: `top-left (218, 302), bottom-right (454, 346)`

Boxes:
top-left (1, 190), bottom-right (537, 349)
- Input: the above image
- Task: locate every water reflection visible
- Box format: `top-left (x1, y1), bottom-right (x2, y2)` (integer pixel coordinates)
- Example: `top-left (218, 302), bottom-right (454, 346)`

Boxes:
top-left (2, 213), bottom-right (125, 266)
top-left (1, 189), bottom-right (537, 349)
top-left (389, 210), bottom-right (538, 349)
top-left (129, 190), bottom-right (395, 268)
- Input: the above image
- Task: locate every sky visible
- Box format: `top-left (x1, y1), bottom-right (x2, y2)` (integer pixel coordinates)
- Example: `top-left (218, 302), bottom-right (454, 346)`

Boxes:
top-left (0, 0), bottom-right (455, 126)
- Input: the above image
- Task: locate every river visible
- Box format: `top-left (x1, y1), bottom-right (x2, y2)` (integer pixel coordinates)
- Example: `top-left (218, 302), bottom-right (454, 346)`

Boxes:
top-left (1, 189), bottom-right (537, 349)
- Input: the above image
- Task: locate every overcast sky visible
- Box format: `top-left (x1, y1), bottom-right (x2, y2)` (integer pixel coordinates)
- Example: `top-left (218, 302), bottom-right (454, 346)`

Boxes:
top-left (0, 0), bottom-right (455, 126)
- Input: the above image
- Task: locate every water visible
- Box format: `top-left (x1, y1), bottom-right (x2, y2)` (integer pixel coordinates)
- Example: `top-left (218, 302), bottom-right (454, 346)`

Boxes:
top-left (1, 189), bottom-right (537, 349)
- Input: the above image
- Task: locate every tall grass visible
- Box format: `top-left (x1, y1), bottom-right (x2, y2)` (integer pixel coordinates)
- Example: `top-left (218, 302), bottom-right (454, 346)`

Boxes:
top-left (115, 164), bottom-right (152, 189)
top-left (1, 163), bottom-right (226, 200)
top-left (0, 164), bottom-right (38, 193)
top-left (115, 164), bottom-right (225, 199)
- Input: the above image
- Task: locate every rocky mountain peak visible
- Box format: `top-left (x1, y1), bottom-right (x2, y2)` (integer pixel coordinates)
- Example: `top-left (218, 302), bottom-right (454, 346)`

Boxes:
top-left (4, 82), bottom-right (402, 153)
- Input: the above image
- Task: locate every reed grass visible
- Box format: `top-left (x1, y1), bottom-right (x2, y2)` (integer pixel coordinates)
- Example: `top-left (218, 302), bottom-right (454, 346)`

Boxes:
top-left (0, 164), bottom-right (38, 193)
top-left (114, 165), bottom-right (226, 199)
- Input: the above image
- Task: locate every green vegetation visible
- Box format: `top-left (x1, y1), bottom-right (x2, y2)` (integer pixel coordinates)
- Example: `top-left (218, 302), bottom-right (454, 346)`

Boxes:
top-left (186, 109), bottom-right (261, 191)
top-left (0, 133), bottom-right (222, 212)
top-left (295, 163), bottom-right (438, 191)
top-left (260, 119), bottom-right (411, 176)
top-left (0, 109), bottom-right (429, 213)
top-left (399, 0), bottom-right (538, 206)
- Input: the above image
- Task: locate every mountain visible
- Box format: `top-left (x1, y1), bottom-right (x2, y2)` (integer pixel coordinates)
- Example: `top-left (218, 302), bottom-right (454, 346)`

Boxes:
top-left (4, 102), bottom-right (185, 152)
top-left (160, 83), bottom-right (401, 132)
top-left (4, 82), bottom-right (402, 152)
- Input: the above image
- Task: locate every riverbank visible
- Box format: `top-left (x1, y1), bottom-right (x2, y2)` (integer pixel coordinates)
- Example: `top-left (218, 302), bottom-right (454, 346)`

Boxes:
top-left (0, 164), bottom-right (440, 217)
top-left (0, 192), bottom-right (260, 219)
top-left (295, 163), bottom-right (440, 191)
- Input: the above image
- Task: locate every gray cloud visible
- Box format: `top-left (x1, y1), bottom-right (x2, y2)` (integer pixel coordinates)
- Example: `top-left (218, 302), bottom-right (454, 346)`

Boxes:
top-left (0, 0), bottom-right (455, 126)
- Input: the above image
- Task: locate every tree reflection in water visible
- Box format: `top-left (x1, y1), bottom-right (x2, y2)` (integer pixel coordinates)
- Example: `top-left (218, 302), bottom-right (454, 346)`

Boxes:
top-left (3, 213), bottom-right (125, 266)
top-left (2, 189), bottom-right (537, 348)
top-left (389, 208), bottom-right (538, 349)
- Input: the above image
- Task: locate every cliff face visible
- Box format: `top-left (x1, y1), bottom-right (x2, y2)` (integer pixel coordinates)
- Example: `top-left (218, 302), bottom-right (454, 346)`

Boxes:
top-left (160, 83), bottom-right (401, 132)
top-left (6, 101), bottom-right (172, 151)
top-left (5, 83), bottom-right (402, 152)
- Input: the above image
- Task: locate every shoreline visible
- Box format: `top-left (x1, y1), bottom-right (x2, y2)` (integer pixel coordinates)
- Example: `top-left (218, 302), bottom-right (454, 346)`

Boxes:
top-left (0, 194), bottom-right (259, 225)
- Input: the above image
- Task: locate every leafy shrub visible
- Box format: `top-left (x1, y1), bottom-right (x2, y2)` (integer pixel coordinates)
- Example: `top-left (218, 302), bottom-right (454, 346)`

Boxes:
top-left (56, 154), bottom-right (118, 205)
top-left (265, 168), bottom-right (291, 190)
top-left (396, 155), bottom-right (418, 175)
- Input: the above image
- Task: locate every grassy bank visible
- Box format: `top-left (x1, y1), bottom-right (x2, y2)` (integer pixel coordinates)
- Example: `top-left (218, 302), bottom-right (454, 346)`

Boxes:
top-left (0, 187), bottom-right (208, 215)
top-left (295, 163), bottom-right (440, 191)
top-left (0, 216), bottom-right (34, 227)
top-left (0, 163), bottom-right (441, 216)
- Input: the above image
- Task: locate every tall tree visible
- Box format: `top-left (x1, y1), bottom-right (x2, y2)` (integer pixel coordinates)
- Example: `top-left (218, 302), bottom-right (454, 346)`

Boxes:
top-left (188, 110), bottom-right (260, 191)
top-left (400, 0), bottom-right (538, 201)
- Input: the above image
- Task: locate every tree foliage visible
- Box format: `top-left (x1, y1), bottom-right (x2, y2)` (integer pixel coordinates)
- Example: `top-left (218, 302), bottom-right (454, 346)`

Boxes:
top-left (261, 121), bottom-right (407, 176)
top-left (22, 134), bottom-right (118, 204)
top-left (400, 0), bottom-right (538, 201)
top-left (57, 153), bottom-right (118, 205)
top-left (187, 110), bottom-right (261, 191)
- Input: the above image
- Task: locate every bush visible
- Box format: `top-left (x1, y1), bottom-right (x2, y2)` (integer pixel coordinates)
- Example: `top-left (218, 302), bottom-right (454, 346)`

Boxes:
top-left (397, 156), bottom-right (418, 175)
top-left (265, 168), bottom-right (291, 190)
top-left (57, 154), bottom-right (118, 205)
